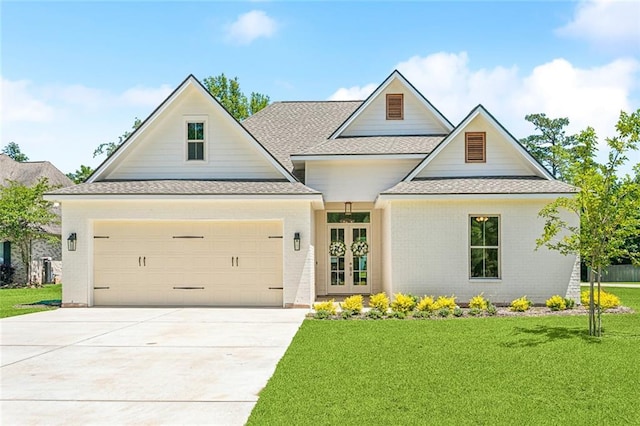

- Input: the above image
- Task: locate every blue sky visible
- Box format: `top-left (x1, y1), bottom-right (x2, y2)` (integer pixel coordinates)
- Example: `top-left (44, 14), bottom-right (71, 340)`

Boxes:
top-left (2, 1), bottom-right (639, 174)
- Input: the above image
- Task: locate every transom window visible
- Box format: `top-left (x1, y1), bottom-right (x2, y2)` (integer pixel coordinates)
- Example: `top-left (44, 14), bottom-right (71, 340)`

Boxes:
top-left (386, 94), bottom-right (404, 120)
top-left (470, 215), bottom-right (500, 279)
top-left (187, 122), bottom-right (205, 161)
top-left (465, 132), bottom-right (486, 163)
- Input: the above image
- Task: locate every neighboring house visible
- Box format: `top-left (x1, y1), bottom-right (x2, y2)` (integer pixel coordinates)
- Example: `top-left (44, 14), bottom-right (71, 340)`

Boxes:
top-left (46, 71), bottom-right (580, 308)
top-left (1, 154), bottom-right (74, 284)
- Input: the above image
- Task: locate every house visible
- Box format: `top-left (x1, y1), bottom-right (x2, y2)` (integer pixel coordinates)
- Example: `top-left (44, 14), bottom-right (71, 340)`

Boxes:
top-left (1, 154), bottom-right (74, 284)
top-left (45, 71), bottom-right (580, 307)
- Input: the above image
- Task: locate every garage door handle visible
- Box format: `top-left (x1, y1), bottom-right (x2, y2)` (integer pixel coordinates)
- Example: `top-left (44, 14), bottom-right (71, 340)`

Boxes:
top-left (143, 256), bottom-right (146, 266)
top-left (231, 256), bottom-right (234, 267)
top-left (138, 256), bottom-right (141, 266)
top-left (236, 257), bottom-right (239, 267)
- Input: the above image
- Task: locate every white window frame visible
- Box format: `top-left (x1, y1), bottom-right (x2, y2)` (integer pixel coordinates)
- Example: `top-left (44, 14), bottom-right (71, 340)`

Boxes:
top-left (469, 214), bottom-right (501, 280)
top-left (184, 116), bottom-right (208, 163)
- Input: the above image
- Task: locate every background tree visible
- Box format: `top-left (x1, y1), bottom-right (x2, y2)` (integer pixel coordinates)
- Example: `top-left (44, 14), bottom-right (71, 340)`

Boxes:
top-left (66, 165), bottom-right (94, 184)
top-left (93, 117), bottom-right (142, 158)
top-left (536, 109), bottom-right (640, 336)
top-left (0, 178), bottom-right (58, 286)
top-left (1, 142), bottom-right (29, 162)
top-left (203, 73), bottom-right (270, 121)
top-left (520, 114), bottom-right (575, 180)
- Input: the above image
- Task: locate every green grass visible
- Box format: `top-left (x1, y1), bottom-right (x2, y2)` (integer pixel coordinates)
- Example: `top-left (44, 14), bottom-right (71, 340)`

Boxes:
top-left (249, 288), bottom-right (640, 425)
top-left (0, 284), bottom-right (62, 318)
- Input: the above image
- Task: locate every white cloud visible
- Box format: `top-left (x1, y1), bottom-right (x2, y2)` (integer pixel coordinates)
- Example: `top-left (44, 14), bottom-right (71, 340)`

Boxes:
top-left (328, 52), bottom-right (639, 171)
top-left (0, 78), bottom-right (55, 122)
top-left (556, 0), bottom-right (640, 48)
top-left (226, 10), bottom-right (277, 45)
top-left (328, 83), bottom-right (377, 101)
top-left (1, 77), bottom-right (175, 173)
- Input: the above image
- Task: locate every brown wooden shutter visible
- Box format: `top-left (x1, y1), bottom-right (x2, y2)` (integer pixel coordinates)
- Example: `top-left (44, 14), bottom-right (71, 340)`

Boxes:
top-left (386, 94), bottom-right (404, 120)
top-left (465, 132), bottom-right (486, 163)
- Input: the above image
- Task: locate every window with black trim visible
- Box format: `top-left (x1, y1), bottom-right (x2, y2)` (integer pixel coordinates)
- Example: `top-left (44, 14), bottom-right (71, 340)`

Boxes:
top-left (386, 94), bottom-right (403, 120)
top-left (465, 132), bottom-right (486, 163)
top-left (470, 215), bottom-right (500, 278)
top-left (187, 122), bottom-right (205, 161)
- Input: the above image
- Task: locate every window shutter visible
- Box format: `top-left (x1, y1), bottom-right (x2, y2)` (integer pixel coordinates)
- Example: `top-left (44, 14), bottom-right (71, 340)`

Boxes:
top-left (465, 132), bottom-right (486, 163)
top-left (386, 94), bottom-right (403, 120)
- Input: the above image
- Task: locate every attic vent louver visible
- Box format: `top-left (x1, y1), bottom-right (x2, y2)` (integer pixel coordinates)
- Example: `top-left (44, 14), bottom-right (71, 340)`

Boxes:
top-left (386, 94), bottom-right (404, 120)
top-left (465, 132), bottom-right (486, 163)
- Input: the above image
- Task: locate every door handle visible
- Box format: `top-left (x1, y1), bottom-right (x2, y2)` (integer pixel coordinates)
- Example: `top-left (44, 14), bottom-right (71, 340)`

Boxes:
top-left (143, 256), bottom-right (146, 267)
top-left (231, 256), bottom-right (234, 267)
top-left (139, 256), bottom-right (141, 267)
top-left (236, 257), bottom-right (239, 267)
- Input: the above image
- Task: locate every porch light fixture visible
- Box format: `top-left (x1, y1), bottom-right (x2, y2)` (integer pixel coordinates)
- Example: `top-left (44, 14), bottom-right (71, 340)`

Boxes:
top-left (344, 202), bottom-right (352, 216)
top-left (67, 233), bottom-right (77, 251)
top-left (293, 233), bottom-right (301, 251)
top-left (475, 216), bottom-right (489, 223)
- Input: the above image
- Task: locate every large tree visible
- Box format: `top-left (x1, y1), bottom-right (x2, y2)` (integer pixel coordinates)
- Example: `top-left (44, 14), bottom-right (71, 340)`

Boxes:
top-left (520, 114), bottom-right (575, 180)
top-left (1, 142), bottom-right (29, 162)
top-left (66, 165), bottom-right (94, 184)
top-left (93, 117), bottom-right (142, 158)
top-left (536, 109), bottom-right (640, 336)
top-left (202, 73), bottom-right (270, 121)
top-left (0, 178), bottom-right (58, 286)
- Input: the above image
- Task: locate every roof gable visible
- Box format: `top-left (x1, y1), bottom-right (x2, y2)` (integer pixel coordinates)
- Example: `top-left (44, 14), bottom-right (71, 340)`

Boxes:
top-left (89, 75), bottom-right (296, 183)
top-left (404, 105), bottom-right (554, 181)
top-left (330, 70), bottom-right (453, 139)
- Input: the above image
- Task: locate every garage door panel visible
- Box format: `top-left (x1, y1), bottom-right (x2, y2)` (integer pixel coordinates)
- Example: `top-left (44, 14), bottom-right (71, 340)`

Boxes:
top-left (94, 220), bottom-right (283, 307)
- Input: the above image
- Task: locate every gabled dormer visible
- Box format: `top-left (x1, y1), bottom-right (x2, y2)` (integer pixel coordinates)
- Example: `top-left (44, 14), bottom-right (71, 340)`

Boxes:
top-left (405, 105), bottom-right (553, 180)
top-left (88, 75), bottom-right (296, 183)
top-left (330, 70), bottom-right (453, 139)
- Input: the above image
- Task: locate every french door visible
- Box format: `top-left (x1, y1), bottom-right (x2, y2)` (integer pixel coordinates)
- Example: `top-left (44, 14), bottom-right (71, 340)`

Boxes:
top-left (328, 224), bottom-right (370, 294)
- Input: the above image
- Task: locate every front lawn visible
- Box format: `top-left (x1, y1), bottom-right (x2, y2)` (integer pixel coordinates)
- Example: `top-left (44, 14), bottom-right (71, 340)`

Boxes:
top-left (0, 284), bottom-right (62, 318)
top-left (248, 288), bottom-right (640, 425)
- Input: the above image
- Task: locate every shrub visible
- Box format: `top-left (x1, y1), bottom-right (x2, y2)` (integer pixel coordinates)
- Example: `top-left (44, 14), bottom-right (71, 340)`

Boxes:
top-left (416, 296), bottom-right (435, 312)
top-left (412, 310), bottom-right (430, 319)
top-left (486, 303), bottom-right (497, 316)
top-left (391, 293), bottom-right (417, 314)
top-left (469, 293), bottom-right (488, 311)
top-left (546, 295), bottom-right (566, 311)
top-left (341, 295), bottom-right (363, 314)
top-left (468, 307), bottom-right (483, 316)
top-left (510, 296), bottom-right (532, 312)
top-left (314, 310), bottom-right (331, 320)
top-left (369, 292), bottom-right (390, 313)
top-left (433, 295), bottom-right (457, 311)
top-left (580, 289), bottom-right (621, 310)
top-left (453, 307), bottom-right (464, 317)
top-left (341, 309), bottom-right (355, 319)
top-left (564, 298), bottom-right (575, 309)
top-left (313, 300), bottom-right (337, 316)
top-left (389, 311), bottom-right (406, 320)
top-left (437, 308), bottom-right (450, 318)
top-left (366, 309), bottom-right (384, 320)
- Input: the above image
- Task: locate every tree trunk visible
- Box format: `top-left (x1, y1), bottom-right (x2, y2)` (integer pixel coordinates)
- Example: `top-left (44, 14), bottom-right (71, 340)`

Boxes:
top-left (597, 267), bottom-right (602, 337)
top-left (589, 267), bottom-right (595, 336)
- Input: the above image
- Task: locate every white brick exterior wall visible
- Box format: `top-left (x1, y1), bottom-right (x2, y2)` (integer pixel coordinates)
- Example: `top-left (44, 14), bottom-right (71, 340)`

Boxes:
top-left (383, 198), bottom-right (579, 304)
top-left (61, 199), bottom-right (315, 307)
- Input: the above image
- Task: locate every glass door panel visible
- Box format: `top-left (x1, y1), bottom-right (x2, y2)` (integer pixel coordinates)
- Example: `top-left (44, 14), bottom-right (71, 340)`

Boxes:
top-left (352, 227), bottom-right (368, 287)
top-left (329, 227), bottom-right (346, 288)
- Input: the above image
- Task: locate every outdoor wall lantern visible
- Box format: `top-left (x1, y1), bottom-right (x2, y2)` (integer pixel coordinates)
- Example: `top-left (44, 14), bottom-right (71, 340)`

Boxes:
top-left (294, 232), bottom-right (301, 251)
top-left (344, 201), bottom-right (352, 216)
top-left (67, 233), bottom-right (77, 251)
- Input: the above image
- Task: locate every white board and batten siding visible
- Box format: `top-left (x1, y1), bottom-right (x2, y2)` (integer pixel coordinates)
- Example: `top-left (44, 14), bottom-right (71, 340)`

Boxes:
top-left (306, 158), bottom-right (421, 202)
top-left (106, 85), bottom-right (282, 180)
top-left (341, 80), bottom-right (449, 137)
top-left (416, 115), bottom-right (538, 178)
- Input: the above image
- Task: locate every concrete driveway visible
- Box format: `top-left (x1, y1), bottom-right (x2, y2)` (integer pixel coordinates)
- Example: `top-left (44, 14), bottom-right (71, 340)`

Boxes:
top-left (1, 307), bottom-right (307, 425)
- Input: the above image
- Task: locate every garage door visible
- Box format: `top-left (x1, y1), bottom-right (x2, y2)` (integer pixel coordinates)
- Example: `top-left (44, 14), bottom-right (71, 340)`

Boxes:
top-left (93, 221), bottom-right (283, 306)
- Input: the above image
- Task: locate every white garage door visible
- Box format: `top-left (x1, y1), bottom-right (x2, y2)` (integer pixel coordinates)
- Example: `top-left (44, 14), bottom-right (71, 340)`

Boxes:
top-left (93, 221), bottom-right (283, 306)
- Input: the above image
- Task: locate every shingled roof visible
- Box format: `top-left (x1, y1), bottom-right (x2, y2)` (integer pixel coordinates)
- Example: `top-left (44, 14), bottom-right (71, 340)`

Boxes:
top-left (294, 135), bottom-right (444, 156)
top-left (242, 101), bottom-right (362, 171)
top-left (0, 154), bottom-right (73, 188)
top-left (381, 176), bottom-right (578, 195)
top-left (49, 180), bottom-right (320, 196)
